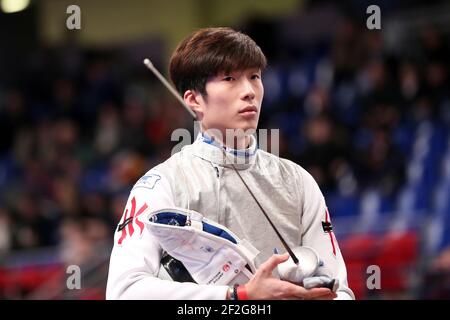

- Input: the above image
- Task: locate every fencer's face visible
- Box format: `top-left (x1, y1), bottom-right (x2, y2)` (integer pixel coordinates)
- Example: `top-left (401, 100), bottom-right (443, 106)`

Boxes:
top-left (186, 68), bottom-right (264, 140)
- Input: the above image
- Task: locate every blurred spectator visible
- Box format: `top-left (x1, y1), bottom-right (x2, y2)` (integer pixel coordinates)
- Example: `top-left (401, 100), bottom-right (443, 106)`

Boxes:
top-left (299, 114), bottom-right (351, 192)
top-left (59, 218), bottom-right (94, 266)
top-left (0, 207), bottom-right (12, 255)
top-left (421, 246), bottom-right (450, 299)
top-left (419, 25), bottom-right (450, 65)
top-left (354, 128), bottom-right (405, 196)
top-left (0, 88), bottom-right (29, 155)
top-left (332, 18), bottom-right (365, 82)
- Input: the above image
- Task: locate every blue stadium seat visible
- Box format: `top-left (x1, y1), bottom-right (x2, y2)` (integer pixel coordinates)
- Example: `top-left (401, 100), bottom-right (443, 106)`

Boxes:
top-left (325, 190), bottom-right (360, 218)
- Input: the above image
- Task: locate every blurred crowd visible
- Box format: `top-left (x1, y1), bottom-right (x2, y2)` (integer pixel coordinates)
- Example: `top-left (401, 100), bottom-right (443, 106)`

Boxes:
top-left (0, 50), bottom-right (191, 259)
top-left (0, 4), bottom-right (449, 299)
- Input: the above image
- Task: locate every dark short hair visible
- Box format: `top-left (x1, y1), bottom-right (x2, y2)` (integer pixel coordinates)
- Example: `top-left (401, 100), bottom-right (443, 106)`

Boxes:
top-left (169, 27), bottom-right (267, 96)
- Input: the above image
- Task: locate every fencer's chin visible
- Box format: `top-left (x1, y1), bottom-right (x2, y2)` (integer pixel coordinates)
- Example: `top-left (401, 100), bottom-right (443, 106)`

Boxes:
top-left (277, 246), bottom-right (320, 283)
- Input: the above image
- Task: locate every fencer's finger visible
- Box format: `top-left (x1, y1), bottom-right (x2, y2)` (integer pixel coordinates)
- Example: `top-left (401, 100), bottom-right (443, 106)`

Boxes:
top-left (260, 253), bottom-right (290, 274)
top-left (314, 292), bottom-right (338, 300)
top-left (303, 287), bottom-right (334, 299)
top-left (287, 286), bottom-right (333, 300)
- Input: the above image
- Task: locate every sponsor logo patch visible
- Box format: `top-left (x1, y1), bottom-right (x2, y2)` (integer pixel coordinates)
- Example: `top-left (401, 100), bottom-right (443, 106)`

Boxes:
top-left (135, 173), bottom-right (161, 189)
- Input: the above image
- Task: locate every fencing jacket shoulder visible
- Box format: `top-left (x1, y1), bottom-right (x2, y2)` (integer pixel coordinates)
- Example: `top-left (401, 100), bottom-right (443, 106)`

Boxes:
top-left (106, 133), bottom-right (355, 300)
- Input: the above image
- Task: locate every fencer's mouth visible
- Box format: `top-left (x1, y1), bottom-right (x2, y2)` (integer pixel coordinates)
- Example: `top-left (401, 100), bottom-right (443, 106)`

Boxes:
top-left (239, 105), bottom-right (258, 113)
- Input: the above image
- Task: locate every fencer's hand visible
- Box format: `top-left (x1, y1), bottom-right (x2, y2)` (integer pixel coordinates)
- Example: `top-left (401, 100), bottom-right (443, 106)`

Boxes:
top-left (244, 253), bottom-right (337, 300)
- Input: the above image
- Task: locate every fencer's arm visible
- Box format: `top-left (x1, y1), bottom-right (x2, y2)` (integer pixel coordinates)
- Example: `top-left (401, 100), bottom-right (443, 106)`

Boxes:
top-left (298, 166), bottom-right (355, 300)
top-left (105, 169), bottom-right (229, 300)
top-left (106, 229), bottom-right (229, 299)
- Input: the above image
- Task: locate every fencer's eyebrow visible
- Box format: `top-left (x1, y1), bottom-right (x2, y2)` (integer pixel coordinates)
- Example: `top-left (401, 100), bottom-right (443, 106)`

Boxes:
top-left (217, 68), bottom-right (260, 76)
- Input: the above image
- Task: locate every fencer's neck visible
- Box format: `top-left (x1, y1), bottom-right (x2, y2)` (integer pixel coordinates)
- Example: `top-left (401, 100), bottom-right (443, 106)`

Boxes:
top-left (195, 130), bottom-right (258, 168)
top-left (201, 127), bottom-right (251, 150)
top-left (218, 134), bottom-right (251, 150)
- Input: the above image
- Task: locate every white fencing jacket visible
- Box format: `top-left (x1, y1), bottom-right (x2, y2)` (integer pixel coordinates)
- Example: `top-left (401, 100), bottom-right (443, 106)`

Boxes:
top-left (106, 133), bottom-right (355, 300)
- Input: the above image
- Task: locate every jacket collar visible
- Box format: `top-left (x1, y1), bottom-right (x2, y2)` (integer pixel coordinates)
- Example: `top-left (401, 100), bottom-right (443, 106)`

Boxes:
top-left (190, 131), bottom-right (257, 169)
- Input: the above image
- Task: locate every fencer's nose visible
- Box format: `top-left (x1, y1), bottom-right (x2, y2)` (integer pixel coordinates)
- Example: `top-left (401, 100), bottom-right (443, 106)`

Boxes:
top-left (241, 79), bottom-right (256, 101)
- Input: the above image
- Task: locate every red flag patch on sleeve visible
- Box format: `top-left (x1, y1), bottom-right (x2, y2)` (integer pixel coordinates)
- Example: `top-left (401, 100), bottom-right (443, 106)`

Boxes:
top-left (322, 207), bottom-right (336, 256)
top-left (117, 197), bottom-right (149, 245)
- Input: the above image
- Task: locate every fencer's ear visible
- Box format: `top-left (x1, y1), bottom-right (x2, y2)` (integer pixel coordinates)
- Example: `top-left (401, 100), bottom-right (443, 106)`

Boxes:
top-left (183, 90), bottom-right (203, 119)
